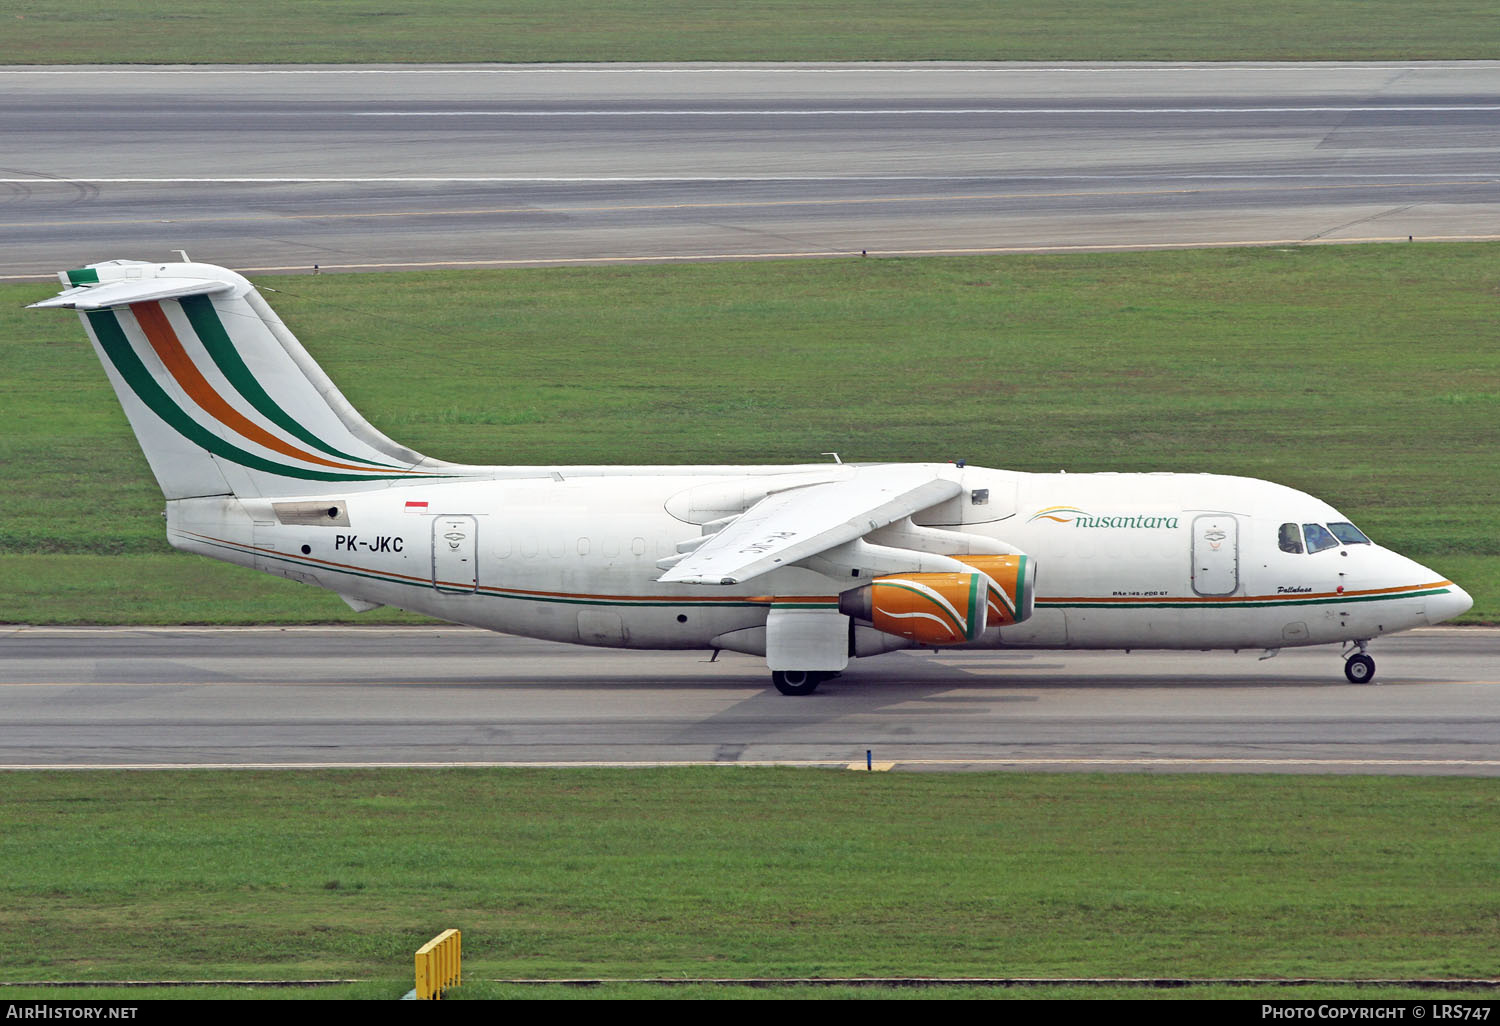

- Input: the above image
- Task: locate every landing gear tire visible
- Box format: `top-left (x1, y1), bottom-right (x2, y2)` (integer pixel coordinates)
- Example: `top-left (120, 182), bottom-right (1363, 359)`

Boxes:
top-left (772, 670), bottom-right (824, 696)
top-left (1344, 653), bottom-right (1376, 684)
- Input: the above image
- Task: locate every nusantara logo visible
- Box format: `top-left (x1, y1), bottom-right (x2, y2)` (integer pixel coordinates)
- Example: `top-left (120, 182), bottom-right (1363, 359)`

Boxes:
top-left (1027, 506), bottom-right (1181, 529)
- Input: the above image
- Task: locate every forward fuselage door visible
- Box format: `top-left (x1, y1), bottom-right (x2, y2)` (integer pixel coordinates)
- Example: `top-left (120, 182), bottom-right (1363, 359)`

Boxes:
top-left (432, 515), bottom-right (478, 593)
top-left (1190, 513), bottom-right (1239, 596)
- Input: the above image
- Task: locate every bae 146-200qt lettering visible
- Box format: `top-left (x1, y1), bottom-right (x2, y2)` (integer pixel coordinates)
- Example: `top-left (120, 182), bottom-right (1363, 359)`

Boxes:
top-left (33, 260), bottom-right (1472, 695)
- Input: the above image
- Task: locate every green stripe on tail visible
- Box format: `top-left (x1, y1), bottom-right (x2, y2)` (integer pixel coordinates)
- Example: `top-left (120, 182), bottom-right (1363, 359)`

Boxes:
top-left (178, 294), bottom-right (395, 469)
top-left (88, 310), bottom-right (431, 484)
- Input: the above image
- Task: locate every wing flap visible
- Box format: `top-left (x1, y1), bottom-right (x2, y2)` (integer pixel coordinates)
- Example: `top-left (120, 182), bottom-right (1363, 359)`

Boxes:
top-left (657, 465), bottom-right (961, 585)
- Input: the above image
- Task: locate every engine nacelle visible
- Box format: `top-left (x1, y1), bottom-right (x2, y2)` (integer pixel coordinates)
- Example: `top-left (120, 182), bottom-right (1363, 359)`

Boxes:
top-left (953, 554), bottom-right (1035, 626)
top-left (839, 572), bottom-right (989, 646)
top-left (837, 555), bottom-right (1035, 647)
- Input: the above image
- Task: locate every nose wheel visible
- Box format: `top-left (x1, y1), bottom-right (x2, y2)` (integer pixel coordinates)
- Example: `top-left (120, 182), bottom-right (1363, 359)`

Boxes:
top-left (1343, 642), bottom-right (1376, 684)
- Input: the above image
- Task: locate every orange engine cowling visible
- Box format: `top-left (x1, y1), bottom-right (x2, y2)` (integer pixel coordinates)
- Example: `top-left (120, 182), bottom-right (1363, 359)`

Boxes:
top-left (839, 572), bottom-right (989, 646)
top-left (953, 554), bottom-right (1035, 626)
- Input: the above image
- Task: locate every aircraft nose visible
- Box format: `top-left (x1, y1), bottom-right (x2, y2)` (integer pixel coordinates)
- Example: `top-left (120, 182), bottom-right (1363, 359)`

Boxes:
top-left (1425, 581), bottom-right (1473, 626)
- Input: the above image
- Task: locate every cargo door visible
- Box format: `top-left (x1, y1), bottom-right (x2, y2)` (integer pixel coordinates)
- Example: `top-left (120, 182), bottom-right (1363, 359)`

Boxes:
top-left (432, 515), bottom-right (478, 593)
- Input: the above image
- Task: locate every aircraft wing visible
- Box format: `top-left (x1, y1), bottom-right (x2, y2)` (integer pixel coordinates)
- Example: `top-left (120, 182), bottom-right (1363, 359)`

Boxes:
top-left (657, 465), bottom-right (961, 585)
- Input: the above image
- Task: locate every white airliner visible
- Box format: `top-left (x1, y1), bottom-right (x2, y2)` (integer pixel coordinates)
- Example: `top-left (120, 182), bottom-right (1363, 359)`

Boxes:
top-left (33, 260), bottom-right (1471, 694)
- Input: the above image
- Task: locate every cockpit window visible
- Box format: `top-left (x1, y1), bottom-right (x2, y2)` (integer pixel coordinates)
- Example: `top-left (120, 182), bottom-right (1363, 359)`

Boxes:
top-left (1327, 521), bottom-right (1371, 546)
top-left (1278, 523), bottom-right (1304, 554)
top-left (1303, 523), bottom-right (1340, 554)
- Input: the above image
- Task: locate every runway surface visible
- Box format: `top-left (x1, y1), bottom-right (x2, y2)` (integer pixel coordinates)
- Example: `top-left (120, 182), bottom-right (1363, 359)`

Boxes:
top-left (1, 625), bottom-right (1495, 773)
top-left (4, 61), bottom-right (1500, 278)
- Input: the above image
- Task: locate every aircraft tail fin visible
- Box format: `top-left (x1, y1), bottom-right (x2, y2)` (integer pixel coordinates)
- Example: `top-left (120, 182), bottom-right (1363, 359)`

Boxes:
top-left (32, 260), bottom-right (451, 500)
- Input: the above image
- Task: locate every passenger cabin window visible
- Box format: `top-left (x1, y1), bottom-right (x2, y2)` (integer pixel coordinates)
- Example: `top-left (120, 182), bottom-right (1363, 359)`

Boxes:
top-left (1328, 521), bottom-right (1371, 546)
top-left (1278, 523), bottom-right (1304, 554)
top-left (1303, 523), bottom-right (1340, 554)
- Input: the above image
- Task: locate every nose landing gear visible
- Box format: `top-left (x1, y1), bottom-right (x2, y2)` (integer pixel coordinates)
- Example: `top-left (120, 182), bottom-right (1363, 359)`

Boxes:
top-left (1343, 640), bottom-right (1376, 684)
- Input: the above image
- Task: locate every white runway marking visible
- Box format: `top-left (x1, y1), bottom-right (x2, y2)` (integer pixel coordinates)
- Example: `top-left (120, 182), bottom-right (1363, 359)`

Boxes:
top-left (1, 64), bottom-right (1489, 75)
top-left (4, 174), bottom-right (1496, 185)
top-left (2, 173), bottom-right (1488, 185)
top-left (10, 233), bottom-right (1500, 281)
top-left (5, 758), bottom-right (1500, 772)
top-left (350, 106), bottom-right (1500, 116)
top-left (195, 234), bottom-right (1500, 268)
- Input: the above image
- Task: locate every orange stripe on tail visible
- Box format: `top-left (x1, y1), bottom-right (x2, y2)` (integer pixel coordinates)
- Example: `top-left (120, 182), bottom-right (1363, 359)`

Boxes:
top-left (130, 301), bottom-right (391, 474)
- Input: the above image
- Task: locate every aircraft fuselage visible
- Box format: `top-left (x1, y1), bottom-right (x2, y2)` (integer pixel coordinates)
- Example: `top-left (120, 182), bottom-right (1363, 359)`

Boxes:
top-left (167, 464), bottom-right (1467, 658)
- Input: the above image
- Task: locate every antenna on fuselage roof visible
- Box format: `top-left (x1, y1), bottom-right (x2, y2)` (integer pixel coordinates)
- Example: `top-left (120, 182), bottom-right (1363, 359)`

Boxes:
top-left (821, 452), bottom-right (843, 464)
top-left (173, 250), bottom-right (191, 263)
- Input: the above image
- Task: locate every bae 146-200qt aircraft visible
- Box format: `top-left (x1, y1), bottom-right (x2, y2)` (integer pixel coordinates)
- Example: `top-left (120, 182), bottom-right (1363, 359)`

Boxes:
top-left (33, 260), bottom-right (1472, 694)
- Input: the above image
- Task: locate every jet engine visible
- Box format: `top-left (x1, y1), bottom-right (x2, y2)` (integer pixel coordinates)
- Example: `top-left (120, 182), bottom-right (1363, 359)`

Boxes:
top-left (837, 555), bottom-right (1035, 646)
top-left (838, 571), bottom-right (988, 645)
top-left (953, 553), bottom-right (1035, 626)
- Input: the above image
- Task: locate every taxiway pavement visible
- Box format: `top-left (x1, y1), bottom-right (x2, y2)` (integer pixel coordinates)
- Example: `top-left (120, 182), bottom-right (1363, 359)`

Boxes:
top-left (3, 62), bottom-right (1499, 278)
top-left (1, 625), bottom-right (1494, 773)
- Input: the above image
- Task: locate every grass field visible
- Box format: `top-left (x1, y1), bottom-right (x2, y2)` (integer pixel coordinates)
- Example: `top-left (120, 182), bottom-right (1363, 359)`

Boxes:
top-left (2, 770), bottom-right (1496, 987)
top-left (1, 982), bottom-right (1494, 1000)
top-left (4, 0), bottom-right (1500, 63)
top-left (2, 244), bottom-right (1495, 624)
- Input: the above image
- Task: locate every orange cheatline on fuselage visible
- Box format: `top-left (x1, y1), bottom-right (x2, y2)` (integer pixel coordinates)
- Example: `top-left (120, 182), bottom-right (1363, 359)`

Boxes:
top-left (128, 301), bottom-right (394, 475)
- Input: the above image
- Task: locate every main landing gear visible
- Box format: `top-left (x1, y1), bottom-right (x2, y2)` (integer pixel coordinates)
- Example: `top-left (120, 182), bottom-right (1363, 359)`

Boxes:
top-left (771, 670), bottom-right (834, 696)
top-left (1343, 640), bottom-right (1376, 684)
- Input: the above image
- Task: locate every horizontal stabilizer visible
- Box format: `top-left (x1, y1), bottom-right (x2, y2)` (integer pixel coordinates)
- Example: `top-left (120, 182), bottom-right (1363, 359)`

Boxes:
top-left (29, 278), bottom-right (233, 310)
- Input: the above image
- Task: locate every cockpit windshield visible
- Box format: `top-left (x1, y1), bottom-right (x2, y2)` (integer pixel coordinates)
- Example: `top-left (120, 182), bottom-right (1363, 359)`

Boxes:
top-left (1303, 523), bottom-right (1340, 554)
top-left (1278, 523), bottom-right (1304, 554)
top-left (1280, 521), bottom-right (1364, 554)
top-left (1327, 521), bottom-right (1371, 545)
